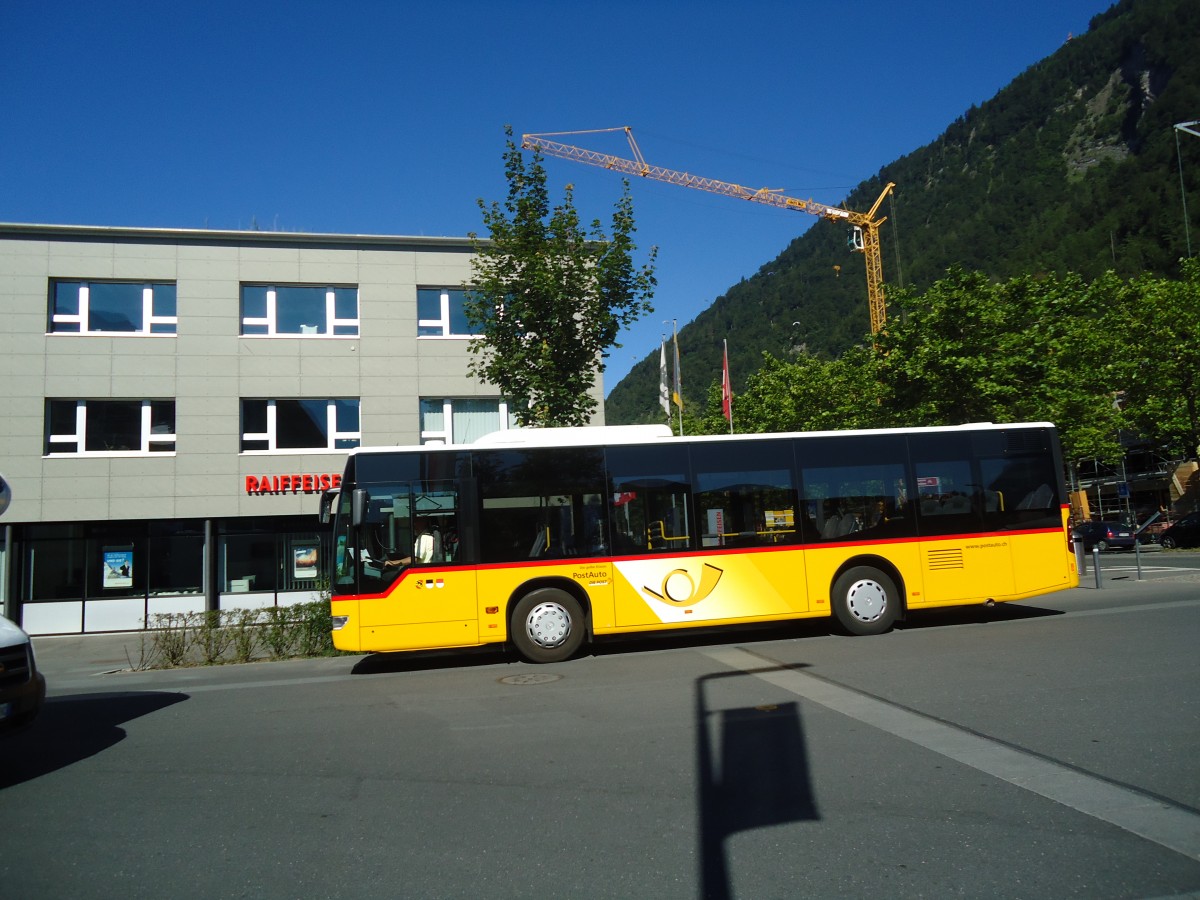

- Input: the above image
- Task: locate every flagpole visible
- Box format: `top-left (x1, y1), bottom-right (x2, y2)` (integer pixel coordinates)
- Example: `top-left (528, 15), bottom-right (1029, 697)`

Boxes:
top-left (722, 339), bottom-right (734, 435)
top-left (670, 319), bottom-right (684, 436)
top-left (658, 337), bottom-right (670, 426)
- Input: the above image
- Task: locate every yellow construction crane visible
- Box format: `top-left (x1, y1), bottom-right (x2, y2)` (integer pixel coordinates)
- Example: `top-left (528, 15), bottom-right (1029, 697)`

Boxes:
top-left (521, 127), bottom-right (895, 334)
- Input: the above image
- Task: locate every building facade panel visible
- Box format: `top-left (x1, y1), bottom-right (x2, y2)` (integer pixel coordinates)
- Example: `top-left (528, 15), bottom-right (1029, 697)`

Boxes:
top-left (0, 223), bottom-right (604, 634)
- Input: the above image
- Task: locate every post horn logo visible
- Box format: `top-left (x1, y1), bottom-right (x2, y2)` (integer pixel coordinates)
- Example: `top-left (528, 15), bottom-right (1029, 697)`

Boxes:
top-left (643, 562), bottom-right (724, 606)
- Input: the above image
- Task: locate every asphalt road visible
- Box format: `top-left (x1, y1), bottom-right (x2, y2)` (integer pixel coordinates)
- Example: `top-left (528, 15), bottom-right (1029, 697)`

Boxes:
top-left (3, 561), bottom-right (1199, 899)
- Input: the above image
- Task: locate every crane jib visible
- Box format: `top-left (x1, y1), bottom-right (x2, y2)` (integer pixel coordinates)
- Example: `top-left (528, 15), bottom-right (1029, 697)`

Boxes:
top-left (521, 128), bottom-right (894, 334)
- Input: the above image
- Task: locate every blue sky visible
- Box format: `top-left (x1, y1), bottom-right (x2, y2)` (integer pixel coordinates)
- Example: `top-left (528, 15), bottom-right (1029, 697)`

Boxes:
top-left (0, 0), bottom-right (1113, 393)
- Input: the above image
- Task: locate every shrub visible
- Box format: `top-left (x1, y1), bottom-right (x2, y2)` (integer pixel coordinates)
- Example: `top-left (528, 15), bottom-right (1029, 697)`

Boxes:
top-left (228, 607), bottom-right (262, 663)
top-left (149, 612), bottom-right (198, 667)
top-left (195, 609), bottom-right (234, 665)
top-left (137, 601), bottom-right (345, 669)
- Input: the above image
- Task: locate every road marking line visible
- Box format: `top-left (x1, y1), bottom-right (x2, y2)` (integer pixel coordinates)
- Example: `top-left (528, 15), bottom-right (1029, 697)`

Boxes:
top-left (702, 645), bottom-right (1200, 863)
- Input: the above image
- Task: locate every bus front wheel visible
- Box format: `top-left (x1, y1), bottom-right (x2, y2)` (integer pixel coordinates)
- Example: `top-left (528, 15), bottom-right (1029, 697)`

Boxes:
top-left (511, 588), bottom-right (586, 663)
top-left (831, 566), bottom-right (899, 636)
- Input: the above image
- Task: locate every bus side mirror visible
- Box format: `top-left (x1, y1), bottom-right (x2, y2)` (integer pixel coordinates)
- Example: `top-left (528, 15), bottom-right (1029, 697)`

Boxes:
top-left (351, 488), bottom-right (368, 527)
top-left (318, 489), bottom-right (339, 525)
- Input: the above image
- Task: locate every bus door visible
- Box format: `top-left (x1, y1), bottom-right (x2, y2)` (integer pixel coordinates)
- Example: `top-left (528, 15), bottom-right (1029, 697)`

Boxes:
top-left (910, 434), bottom-right (1016, 604)
top-left (353, 479), bottom-right (479, 648)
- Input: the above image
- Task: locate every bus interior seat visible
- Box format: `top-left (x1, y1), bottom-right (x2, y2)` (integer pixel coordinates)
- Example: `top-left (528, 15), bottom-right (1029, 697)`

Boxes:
top-left (529, 526), bottom-right (549, 558)
top-left (1016, 484), bottom-right (1053, 509)
top-left (647, 520), bottom-right (666, 549)
top-left (943, 494), bottom-right (972, 514)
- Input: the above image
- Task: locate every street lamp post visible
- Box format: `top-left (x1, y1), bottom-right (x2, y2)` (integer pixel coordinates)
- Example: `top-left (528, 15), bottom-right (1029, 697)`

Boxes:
top-left (1175, 120), bottom-right (1200, 258)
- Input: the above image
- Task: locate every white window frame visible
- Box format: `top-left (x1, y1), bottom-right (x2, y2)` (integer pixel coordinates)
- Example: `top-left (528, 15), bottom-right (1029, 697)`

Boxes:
top-left (45, 400), bottom-right (177, 456)
top-left (49, 281), bottom-right (178, 335)
top-left (240, 399), bottom-right (361, 454)
top-left (417, 287), bottom-right (478, 339)
top-left (419, 398), bottom-right (516, 445)
top-left (241, 286), bottom-right (360, 337)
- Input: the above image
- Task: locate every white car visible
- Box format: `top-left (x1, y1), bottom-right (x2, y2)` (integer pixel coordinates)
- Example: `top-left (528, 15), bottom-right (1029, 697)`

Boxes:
top-left (0, 615), bottom-right (45, 733)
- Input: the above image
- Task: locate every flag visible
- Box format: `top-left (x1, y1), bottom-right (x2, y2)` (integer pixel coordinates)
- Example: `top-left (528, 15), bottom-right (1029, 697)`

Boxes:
top-left (659, 342), bottom-right (670, 418)
top-left (671, 333), bottom-right (683, 410)
top-left (721, 340), bottom-right (732, 423)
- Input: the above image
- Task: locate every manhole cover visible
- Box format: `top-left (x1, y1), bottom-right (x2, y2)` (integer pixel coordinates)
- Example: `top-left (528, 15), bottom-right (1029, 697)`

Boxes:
top-left (499, 673), bottom-right (562, 685)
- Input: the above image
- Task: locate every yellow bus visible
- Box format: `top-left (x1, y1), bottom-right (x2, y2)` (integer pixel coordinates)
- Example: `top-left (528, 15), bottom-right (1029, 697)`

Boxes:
top-left (321, 422), bottom-right (1078, 663)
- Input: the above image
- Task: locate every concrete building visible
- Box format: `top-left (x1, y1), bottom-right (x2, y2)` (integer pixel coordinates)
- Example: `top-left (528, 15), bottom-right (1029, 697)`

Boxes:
top-left (0, 223), bottom-right (603, 634)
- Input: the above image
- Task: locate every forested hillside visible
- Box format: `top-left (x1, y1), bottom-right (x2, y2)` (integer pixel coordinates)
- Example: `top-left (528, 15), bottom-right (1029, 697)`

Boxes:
top-left (605, 0), bottom-right (1200, 424)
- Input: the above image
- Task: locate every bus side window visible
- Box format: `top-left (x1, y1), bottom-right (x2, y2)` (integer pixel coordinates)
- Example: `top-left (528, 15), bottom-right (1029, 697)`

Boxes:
top-left (475, 448), bottom-right (606, 563)
top-left (795, 433), bottom-right (913, 543)
top-left (605, 443), bottom-right (694, 557)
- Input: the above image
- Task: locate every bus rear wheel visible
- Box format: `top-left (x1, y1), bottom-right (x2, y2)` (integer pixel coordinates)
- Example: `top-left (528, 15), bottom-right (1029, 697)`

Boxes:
top-left (511, 588), bottom-right (585, 663)
top-left (831, 566), bottom-right (899, 636)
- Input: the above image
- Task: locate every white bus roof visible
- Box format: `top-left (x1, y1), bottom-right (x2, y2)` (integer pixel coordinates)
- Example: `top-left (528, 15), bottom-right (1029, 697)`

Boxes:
top-left (347, 422), bottom-right (1056, 458)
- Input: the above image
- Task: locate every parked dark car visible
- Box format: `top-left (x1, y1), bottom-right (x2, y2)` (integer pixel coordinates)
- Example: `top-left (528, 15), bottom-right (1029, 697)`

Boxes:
top-left (1159, 512), bottom-right (1200, 550)
top-left (1074, 520), bottom-right (1136, 552)
top-left (0, 615), bottom-right (46, 733)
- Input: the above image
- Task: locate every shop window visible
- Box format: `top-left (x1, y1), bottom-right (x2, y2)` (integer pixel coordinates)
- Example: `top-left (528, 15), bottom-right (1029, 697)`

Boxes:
top-left (240, 284), bottom-right (359, 336)
top-left (219, 516), bottom-right (331, 595)
top-left (147, 521), bottom-right (204, 596)
top-left (19, 522), bottom-right (149, 603)
top-left (45, 399), bottom-right (176, 455)
top-left (417, 288), bottom-right (479, 337)
top-left (49, 280), bottom-right (177, 335)
top-left (21, 524), bottom-right (87, 602)
top-left (240, 398), bottom-right (360, 452)
top-left (420, 397), bottom-right (518, 444)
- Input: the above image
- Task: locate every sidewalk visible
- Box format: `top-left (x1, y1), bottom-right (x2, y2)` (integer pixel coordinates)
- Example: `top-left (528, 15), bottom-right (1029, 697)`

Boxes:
top-left (32, 632), bottom-right (153, 683)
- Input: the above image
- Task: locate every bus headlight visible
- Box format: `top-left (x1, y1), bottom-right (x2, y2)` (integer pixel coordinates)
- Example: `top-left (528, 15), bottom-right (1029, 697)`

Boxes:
top-left (331, 615), bottom-right (349, 631)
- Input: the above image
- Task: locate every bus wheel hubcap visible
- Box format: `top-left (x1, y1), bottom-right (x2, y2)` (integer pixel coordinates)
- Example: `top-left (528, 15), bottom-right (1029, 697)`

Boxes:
top-left (846, 579), bottom-right (887, 622)
top-left (527, 602), bottom-right (571, 648)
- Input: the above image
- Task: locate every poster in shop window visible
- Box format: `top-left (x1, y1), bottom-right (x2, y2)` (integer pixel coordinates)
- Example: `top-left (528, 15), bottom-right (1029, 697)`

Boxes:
top-left (103, 547), bottom-right (134, 588)
top-left (293, 543), bottom-right (318, 580)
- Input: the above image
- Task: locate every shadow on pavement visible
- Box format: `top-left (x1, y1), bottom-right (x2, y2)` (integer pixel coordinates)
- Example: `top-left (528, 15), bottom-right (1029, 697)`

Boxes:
top-left (350, 645), bottom-right (511, 675)
top-left (897, 602), bottom-right (1064, 630)
top-left (0, 691), bottom-right (187, 789)
top-left (695, 665), bottom-right (819, 900)
top-left (349, 604), bottom-right (1067, 675)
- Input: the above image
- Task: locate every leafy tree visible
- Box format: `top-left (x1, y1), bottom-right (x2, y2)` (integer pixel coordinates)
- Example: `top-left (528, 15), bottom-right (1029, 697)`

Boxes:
top-left (1104, 259), bottom-right (1200, 458)
top-left (877, 269), bottom-right (1137, 462)
top-left (689, 348), bottom-right (887, 436)
top-left (467, 127), bottom-right (657, 427)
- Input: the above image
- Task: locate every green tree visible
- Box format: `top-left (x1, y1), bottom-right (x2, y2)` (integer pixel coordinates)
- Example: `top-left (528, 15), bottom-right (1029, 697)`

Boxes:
top-left (1104, 260), bottom-right (1200, 458)
top-left (879, 268), bottom-right (1128, 462)
top-left (688, 349), bottom-right (887, 435)
top-left (467, 127), bottom-right (657, 427)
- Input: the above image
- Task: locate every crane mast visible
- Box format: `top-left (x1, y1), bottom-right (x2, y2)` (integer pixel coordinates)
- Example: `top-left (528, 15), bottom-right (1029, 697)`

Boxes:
top-left (522, 127), bottom-right (894, 334)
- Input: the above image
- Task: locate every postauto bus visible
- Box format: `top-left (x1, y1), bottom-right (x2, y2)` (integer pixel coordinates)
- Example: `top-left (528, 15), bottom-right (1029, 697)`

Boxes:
top-left (320, 423), bottom-right (1077, 663)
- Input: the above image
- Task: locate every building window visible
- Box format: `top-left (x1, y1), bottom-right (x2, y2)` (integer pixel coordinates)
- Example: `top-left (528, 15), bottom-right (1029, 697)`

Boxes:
top-left (45, 400), bottom-right (176, 455)
top-left (241, 285), bottom-right (359, 336)
top-left (241, 399), bottom-right (360, 452)
top-left (417, 288), bottom-right (478, 337)
top-left (420, 398), bottom-right (517, 444)
top-left (49, 280), bottom-right (177, 335)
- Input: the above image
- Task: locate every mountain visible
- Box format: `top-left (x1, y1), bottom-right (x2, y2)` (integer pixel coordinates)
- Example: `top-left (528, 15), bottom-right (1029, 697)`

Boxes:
top-left (604, 0), bottom-right (1200, 425)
